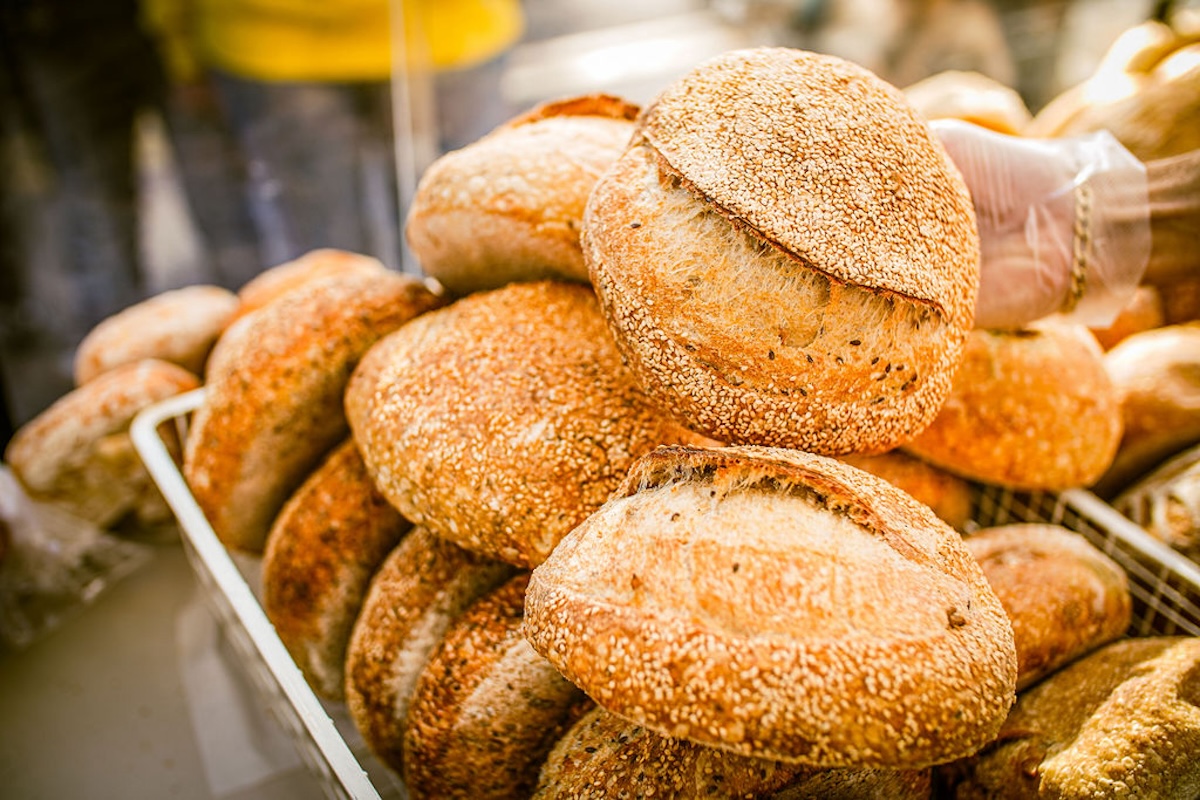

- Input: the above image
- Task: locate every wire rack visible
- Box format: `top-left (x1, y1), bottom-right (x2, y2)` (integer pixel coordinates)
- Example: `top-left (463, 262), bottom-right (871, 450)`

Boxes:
top-left (131, 389), bottom-right (1200, 798)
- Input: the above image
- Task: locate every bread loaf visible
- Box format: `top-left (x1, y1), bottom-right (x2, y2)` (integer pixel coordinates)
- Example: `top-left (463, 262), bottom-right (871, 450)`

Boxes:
top-left (406, 94), bottom-right (639, 296)
top-left (344, 527), bottom-right (516, 775)
top-left (935, 636), bottom-right (1200, 799)
top-left (183, 269), bottom-right (444, 552)
top-left (903, 69), bottom-right (1032, 133)
top-left (535, 706), bottom-right (933, 799)
top-left (345, 280), bottom-right (709, 568)
top-left (72, 284), bottom-right (238, 385)
top-left (6, 359), bottom-right (201, 530)
top-left (901, 323), bottom-right (1123, 490)
top-left (232, 248), bottom-right (388, 323)
top-left (838, 449), bottom-right (974, 530)
top-left (524, 444), bottom-right (1017, 768)
top-left (583, 47), bottom-right (979, 455)
top-left (403, 574), bottom-right (592, 799)
top-left (964, 524), bottom-right (1132, 689)
top-left (261, 439), bottom-right (412, 700)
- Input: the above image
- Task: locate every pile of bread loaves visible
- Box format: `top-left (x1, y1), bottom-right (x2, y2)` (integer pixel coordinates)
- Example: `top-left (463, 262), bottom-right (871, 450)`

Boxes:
top-left (5, 43), bottom-right (1200, 799)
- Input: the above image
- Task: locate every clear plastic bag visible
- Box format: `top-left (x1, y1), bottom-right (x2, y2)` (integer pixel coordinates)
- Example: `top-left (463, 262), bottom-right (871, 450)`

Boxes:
top-left (0, 465), bottom-right (153, 650)
top-left (932, 118), bottom-right (1152, 330)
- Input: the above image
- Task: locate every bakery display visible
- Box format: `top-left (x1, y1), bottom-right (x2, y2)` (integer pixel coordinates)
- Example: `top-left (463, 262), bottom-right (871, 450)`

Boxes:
top-left (182, 268), bottom-right (444, 553)
top-left (345, 279), bottom-right (710, 569)
top-left (901, 322), bottom-right (1123, 491)
top-left (406, 94), bottom-right (640, 296)
top-left (583, 47), bottom-right (980, 455)
top-left (963, 524), bottom-right (1131, 690)
top-left (935, 636), bottom-right (1200, 799)
top-left (525, 444), bottom-right (1017, 768)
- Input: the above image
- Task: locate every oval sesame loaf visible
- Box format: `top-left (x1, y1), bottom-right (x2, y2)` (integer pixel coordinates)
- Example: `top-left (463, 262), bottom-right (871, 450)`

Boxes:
top-left (524, 444), bottom-right (1017, 768)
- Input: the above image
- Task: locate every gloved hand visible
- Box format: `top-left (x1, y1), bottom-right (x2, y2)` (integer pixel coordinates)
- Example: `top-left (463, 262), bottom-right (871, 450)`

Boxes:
top-left (932, 118), bottom-right (1151, 330)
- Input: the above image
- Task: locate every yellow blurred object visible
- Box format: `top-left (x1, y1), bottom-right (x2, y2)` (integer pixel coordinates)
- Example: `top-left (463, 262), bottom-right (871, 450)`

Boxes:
top-left (145, 0), bottom-right (525, 83)
top-left (1029, 18), bottom-right (1200, 161)
top-left (904, 70), bottom-right (1032, 134)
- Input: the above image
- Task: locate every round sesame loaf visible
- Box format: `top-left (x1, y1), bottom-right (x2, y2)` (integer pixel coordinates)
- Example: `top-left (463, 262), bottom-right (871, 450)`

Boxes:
top-left (524, 444), bottom-right (1017, 768)
top-left (583, 47), bottom-right (980, 455)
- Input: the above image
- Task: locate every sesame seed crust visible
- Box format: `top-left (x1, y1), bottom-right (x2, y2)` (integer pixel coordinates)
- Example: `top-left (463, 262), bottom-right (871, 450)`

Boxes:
top-left (534, 706), bottom-right (933, 799)
top-left (345, 281), bottom-right (707, 568)
top-left (183, 269), bottom-right (445, 553)
top-left (900, 323), bottom-right (1123, 490)
top-left (524, 444), bottom-right (1017, 768)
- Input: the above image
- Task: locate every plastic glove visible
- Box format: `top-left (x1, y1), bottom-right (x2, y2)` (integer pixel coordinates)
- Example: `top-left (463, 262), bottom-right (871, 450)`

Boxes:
top-left (932, 118), bottom-right (1151, 330)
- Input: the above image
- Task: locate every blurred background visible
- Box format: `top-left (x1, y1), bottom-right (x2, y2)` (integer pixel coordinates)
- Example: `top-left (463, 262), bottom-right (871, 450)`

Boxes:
top-left (0, 0), bottom-right (1192, 447)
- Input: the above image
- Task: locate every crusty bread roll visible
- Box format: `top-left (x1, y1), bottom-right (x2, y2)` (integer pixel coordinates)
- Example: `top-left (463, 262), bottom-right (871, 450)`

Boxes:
top-left (403, 573), bottom-right (592, 799)
top-left (344, 527), bottom-right (516, 776)
top-left (524, 444), bottom-right (1017, 768)
top-left (1092, 322), bottom-right (1200, 498)
top-left (964, 524), bottom-right (1132, 690)
top-left (838, 449), bottom-right (974, 530)
top-left (534, 706), bottom-right (933, 800)
top-left (72, 285), bottom-right (238, 386)
top-left (935, 636), bottom-right (1200, 799)
top-left (6, 359), bottom-right (200, 530)
top-left (1088, 285), bottom-right (1164, 351)
top-left (183, 269), bottom-right (443, 553)
top-left (903, 69), bottom-right (1032, 134)
top-left (405, 94), bottom-right (639, 297)
top-left (232, 248), bottom-right (388, 323)
top-left (345, 280), bottom-right (709, 569)
top-left (583, 47), bottom-right (980, 455)
top-left (261, 439), bottom-right (412, 701)
top-left (901, 322), bottom-right (1123, 491)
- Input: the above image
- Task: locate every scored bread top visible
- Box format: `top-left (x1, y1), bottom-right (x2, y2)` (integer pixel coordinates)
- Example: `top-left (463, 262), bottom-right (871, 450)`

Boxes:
top-left (500, 92), bottom-right (641, 130)
top-left (638, 47), bottom-right (979, 329)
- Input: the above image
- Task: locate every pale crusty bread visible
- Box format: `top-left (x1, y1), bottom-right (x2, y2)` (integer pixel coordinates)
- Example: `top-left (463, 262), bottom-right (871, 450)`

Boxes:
top-left (73, 285), bottom-right (238, 386)
top-left (935, 636), bottom-right (1200, 799)
top-left (232, 248), bottom-right (388, 323)
top-left (584, 47), bottom-right (979, 455)
top-left (261, 439), bottom-right (412, 701)
top-left (964, 524), bottom-right (1131, 690)
top-left (6, 359), bottom-right (200, 530)
top-left (183, 269), bottom-right (444, 553)
top-left (902, 70), bottom-right (1032, 134)
top-left (901, 323), bottom-right (1123, 491)
top-left (524, 444), bottom-right (1017, 768)
top-left (1092, 322), bottom-right (1200, 498)
top-left (345, 280), bottom-right (709, 569)
top-left (838, 449), bottom-right (974, 530)
top-left (402, 574), bottom-right (592, 799)
top-left (344, 527), bottom-right (516, 776)
top-left (534, 706), bottom-right (933, 799)
top-left (405, 94), bottom-right (639, 296)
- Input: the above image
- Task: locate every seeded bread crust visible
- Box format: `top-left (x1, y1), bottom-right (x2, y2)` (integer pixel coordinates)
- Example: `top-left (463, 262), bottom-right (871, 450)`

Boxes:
top-left (261, 439), bottom-right (412, 701)
top-left (183, 269), bottom-right (444, 553)
top-left (583, 48), bottom-right (979, 454)
top-left (524, 444), bottom-right (1017, 768)
top-left (73, 285), bottom-right (238, 386)
top-left (901, 323), bottom-right (1123, 491)
top-left (405, 94), bottom-right (639, 296)
top-left (232, 248), bottom-right (388, 323)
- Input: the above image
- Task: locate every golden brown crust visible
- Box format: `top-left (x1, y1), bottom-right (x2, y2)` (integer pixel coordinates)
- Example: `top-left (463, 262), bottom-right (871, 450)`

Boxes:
top-left (1093, 322), bottom-right (1200, 498)
top-left (232, 248), bottom-right (388, 322)
top-left (535, 706), bottom-right (933, 799)
top-left (1088, 285), bottom-right (1164, 351)
top-left (583, 48), bottom-right (979, 455)
top-left (901, 323), bottom-right (1123, 490)
top-left (6, 359), bottom-right (201, 529)
top-left (936, 636), bottom-right (1200, 799)
top-left (838, 449), bottom-right (974, 530)
top-left (963, 524), bottom-right (1132, 690)
top-left (524, 444), bottom-right (1017, 768)
top-left (183, 269), bottom-right (444, 553)
top-left (405, 99), bottom-right (637, 296)
top-left (345, 281), bottom-right (705, 568)
top-left (402, 574), bottom-right (592, 799)
top-left (72, 285), bottom-right (239, 386)
top-left (902, 70), bottom-right (1032, 134)
top-left (344, 527), bottom-right (516, 776)
top-left (261, 439), bottom-right (413, 701)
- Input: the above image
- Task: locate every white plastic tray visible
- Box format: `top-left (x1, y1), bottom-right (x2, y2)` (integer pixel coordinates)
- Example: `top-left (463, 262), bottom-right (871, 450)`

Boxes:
top-left (132, 389), bottom-right (1200, 798)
